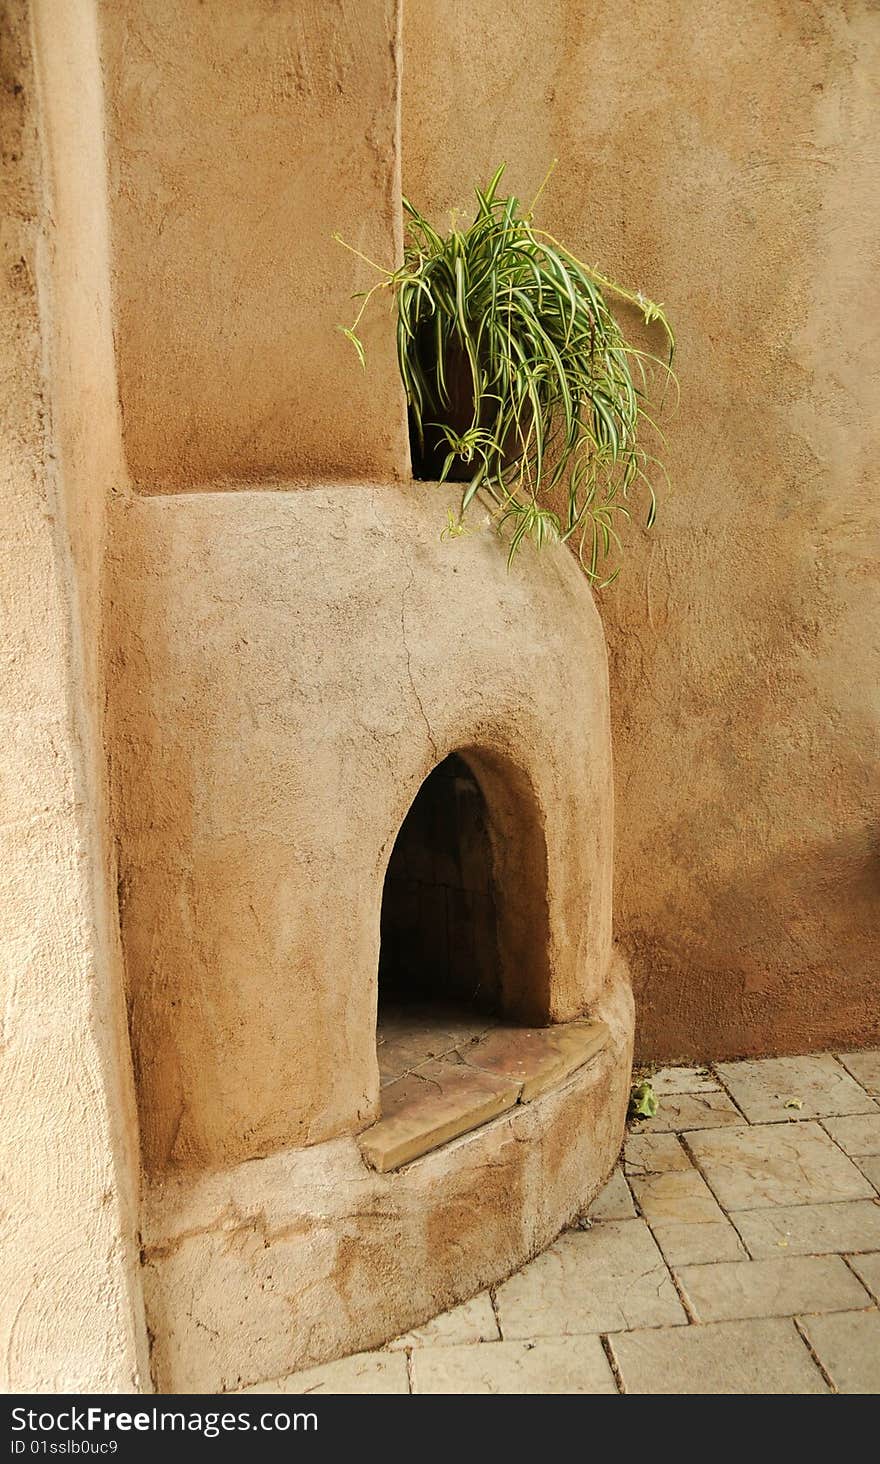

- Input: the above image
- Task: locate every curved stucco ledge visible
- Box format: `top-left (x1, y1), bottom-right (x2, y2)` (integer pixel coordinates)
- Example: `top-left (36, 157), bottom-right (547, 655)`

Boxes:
top-left (141, 951), bottom-right (633, 1394)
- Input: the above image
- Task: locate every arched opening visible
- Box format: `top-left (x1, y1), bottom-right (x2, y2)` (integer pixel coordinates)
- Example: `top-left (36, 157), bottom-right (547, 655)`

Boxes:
top-left (364, 747), bottom-right (617, 1168)
top-left (378, 753), bottom-right (501, 1017)
top-left (376, 749), bottom-right (553, 1097)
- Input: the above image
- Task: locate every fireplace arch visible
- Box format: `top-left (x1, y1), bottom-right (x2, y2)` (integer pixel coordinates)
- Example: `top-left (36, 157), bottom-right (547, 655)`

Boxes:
top-left (378, 748), bottom-right (551, 1025)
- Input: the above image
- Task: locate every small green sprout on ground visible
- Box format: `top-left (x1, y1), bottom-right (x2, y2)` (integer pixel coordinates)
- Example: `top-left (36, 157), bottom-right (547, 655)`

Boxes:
top-left (628, 1078), bottom-right (658, 1120)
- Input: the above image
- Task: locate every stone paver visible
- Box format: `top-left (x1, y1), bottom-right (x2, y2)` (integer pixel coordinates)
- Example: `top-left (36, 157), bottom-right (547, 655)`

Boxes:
top-left (845, 1252), bottom-right (880, 1302)
top-left (800, 1309), bottom-right (880, 1394)
top-left (821, 1112), bottom-right (880, 1156)
top-left (587, 1166), bottom-right (637, 1221)
top-left (675, 1255), bottom-right (869, 1322)
top-left (624, 1130), bottom-right (692, 1175)
top-left (242, 1350), bottom-right (409, 1394)
top-left (651, 1218), bottom-right (747, 1268)
top-left (631, 1167), bottom-right (747, 1265)
top-left (836, 1049), bottom-right (880, 1096)
top-left (494, 1219), bottom-right (686, 1337)
top-left (686, 1121), bottom-right (875, 1209)
top-left (387, 1292), bottom-right (499, 1349)
top-left (855, 1155), bottom-right (880, 1191)
top-left (715, 1054), bottom-right (875, 1124)
top-left (732, 1200), bottom-right (880, 1258)
top-left (610, 1318), bottom-right (828, 1394)
top-left (650, 1066), bottom-right (719, 1095)
top-left (411, 1337), bottom-right (617, 1394)
top-left (631, 1168), bottom-right (728, 1226)
top-left (634, 1090), bottom-right (743, 1133)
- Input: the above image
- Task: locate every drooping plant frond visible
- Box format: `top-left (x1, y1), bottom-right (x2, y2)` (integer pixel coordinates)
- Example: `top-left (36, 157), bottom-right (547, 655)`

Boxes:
top-left (336, 163), bottom-right (675, 583)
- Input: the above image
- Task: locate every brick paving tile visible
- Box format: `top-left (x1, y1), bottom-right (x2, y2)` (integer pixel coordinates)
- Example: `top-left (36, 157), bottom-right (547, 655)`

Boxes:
top-left (732, 1199), bottom-right (880, 1258)
top-left (799, 1309), bottom-right (880, 1394)
top-left (610, 1317), bottom-right (828, 1394)
top-left (854, 1155), bottom-right (880, 1191)
top-left (411, 1337), bottom-right (618, 1394)
top-left (821, 1112), bottom-right (880, 1156)
top-left (675, 1255), bottom-right (869, 1322)
top-left (241, 1351), bottom-right (409, 1394)
top-left (686, 1121), bottom-right (874, 1209)
top-left (835, 1050), bottom-right (880, 1096)
top-left (586, 1165), bottom-right (637, 1221)
top-left (651, 1217), bottom-right (748, 1267)
top-left (633, 1091), bottom-right (742, 1133)
top-left (494, 1219), bottom-right (686, 1337)
top-left (624, 1131), bottom-right (693, 1176)
top-left (844, 1251), bottom-right (880, 1302)
top-left (387, 1292), bottom-right (499, 1349)
top-left (715, 1054), bottom-right (876, 1124)
top-left (651, 1066), bottom-right (720, 1096)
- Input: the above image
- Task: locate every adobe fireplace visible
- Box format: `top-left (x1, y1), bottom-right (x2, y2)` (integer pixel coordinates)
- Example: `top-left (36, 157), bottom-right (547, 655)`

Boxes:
top-left (113, 481), bottom-right (634, 1391)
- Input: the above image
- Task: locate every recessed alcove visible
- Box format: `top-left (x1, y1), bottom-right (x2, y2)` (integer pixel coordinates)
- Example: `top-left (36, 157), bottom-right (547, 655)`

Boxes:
top-left (119, 479), bottom-right (630, 1385)
top-left (375, 752), bottom-right (504, 1146)
top-left (366, 750), bottom-right (611, 1172)
top-left (378, 753), bottom-right (501, 1015)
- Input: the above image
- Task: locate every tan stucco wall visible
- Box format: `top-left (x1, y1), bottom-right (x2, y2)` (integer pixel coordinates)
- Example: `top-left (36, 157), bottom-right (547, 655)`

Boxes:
top-left (403, 0), bottom-right (880, 1060)
top-left (0, 0), bottom-right (148, 1390)
top-left (97, 0), bottom-right (409, 490)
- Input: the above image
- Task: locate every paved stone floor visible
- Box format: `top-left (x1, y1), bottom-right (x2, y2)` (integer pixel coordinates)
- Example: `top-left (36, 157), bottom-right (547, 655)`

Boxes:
top-left (243, 1050), bottom-right (880, 1395)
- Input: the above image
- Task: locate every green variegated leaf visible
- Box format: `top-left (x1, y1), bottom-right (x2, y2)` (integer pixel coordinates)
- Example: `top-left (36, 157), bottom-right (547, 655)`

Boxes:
top-left (338, 326), bottom-right (366, 370)
top-left (335, 166), bottom-right (676, 581)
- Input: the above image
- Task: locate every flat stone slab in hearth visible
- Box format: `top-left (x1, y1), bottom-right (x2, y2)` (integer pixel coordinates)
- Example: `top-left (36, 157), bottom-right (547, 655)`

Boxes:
top-left (359, 1060), bottom-right (520, 1172)
top-left (359, 1020), bottom-right (609, 1172)
top-left (376, 1004), bottom-right (497, 1086)
top-left (460, 1019), bottom-right (609, 1099)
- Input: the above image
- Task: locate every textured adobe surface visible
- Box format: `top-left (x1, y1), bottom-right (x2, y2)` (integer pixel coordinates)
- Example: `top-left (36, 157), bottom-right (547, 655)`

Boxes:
top-left (108, 480), bottom-right (615, 1175)
top-left (403, 0), bottom-right (880, 1060)
top-left (0, 0), bottom-right (147, 1392)
top-left (98, 0), bottom-right (409, 489)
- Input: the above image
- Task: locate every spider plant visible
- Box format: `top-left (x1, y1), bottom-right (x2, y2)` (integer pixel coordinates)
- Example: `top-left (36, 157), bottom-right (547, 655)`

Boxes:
top-left (336, 163), bottom-right (675, 583)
